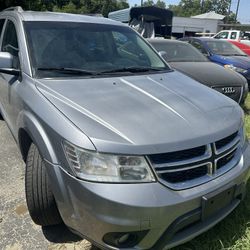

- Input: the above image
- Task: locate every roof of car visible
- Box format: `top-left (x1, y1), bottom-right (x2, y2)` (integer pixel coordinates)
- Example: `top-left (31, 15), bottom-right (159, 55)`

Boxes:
top-left (147, 38), bottom-right (187, 44)
top-left (2, 10), bottom-right (123, 26)
top-left (185, 37), bottom-right (229, 42)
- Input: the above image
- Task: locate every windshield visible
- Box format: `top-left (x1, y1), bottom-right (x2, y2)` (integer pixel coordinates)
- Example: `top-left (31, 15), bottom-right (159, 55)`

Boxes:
top-left (150, 41), bottom-right (207, 62)
top-left (205, 40), bottom-right (247, 56)
top-left (24, 21), bottom-right (169, 78)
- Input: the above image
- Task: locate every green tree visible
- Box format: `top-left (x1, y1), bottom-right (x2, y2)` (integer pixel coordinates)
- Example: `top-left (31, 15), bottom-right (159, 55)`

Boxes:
top-left (155, 0), bottom-right (166, 8)
top-left (142, 0), bottom-right (166, 8)
top-left (143, 0), bottom-right (154, 6)
top-left (169, 0), bottom-right (237, 22)
top-left (169, 0), bottom-right (201, 17)
top-left (52, 0), bottom-right (129, 16)
top-left (0, 0), bottom-right (129, 16)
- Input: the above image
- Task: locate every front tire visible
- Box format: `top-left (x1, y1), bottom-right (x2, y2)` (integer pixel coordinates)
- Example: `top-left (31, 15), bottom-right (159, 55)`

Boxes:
top-left (25, 143), bottom-right (62, 226)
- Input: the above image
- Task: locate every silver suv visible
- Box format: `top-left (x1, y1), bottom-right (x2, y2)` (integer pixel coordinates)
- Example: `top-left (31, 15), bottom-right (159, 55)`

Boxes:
top-left (0, 7), bottom-right (250, 250)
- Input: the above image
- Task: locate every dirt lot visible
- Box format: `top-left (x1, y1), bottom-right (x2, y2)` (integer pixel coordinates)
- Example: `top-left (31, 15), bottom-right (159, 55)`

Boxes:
top-left (0, 118), bottom-right (96, 250)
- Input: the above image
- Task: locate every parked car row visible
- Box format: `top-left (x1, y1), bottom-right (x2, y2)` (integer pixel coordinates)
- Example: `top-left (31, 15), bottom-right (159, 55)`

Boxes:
top-left (213, 30), bottom-right (250, 46)
top-left (148, 38), bottom-right (248, 104)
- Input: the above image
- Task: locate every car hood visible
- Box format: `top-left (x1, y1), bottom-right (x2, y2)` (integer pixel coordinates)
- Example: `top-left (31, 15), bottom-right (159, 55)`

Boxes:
top-left (211, 54), bottom-right (250, 69)
top-left (36, 71), bottom-right (242, 155)
top-left (170, 62), bottom-right (245, 87)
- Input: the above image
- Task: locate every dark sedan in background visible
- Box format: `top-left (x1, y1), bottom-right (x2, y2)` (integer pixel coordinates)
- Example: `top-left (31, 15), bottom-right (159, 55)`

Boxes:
top-left (148, 39), bottom-right (248, 104)
top-left (180, 37), bottom-right (250, 86)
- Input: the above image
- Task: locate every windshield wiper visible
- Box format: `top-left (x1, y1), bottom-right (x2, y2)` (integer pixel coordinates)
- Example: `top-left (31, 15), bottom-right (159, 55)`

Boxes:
top-left (100, 67), bottom-right (166, 74)
top-left (37, 67), bottom-right (97, 75)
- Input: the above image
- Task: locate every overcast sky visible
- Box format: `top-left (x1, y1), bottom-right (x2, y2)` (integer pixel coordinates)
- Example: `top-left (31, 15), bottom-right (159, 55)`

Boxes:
top-left (128, 0), bottom-right (250, 24)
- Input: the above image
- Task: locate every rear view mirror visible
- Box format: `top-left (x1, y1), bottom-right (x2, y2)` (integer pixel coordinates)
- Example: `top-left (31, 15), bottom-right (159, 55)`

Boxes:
top-left (0, 52), bottom-right (20, 76)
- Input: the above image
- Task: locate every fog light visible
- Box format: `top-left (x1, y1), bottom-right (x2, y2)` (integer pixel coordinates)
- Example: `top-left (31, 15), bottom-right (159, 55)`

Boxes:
top-left (103, 230), bottom-right (148, 248)
top-left (117, 233), bottom-right (130, 244)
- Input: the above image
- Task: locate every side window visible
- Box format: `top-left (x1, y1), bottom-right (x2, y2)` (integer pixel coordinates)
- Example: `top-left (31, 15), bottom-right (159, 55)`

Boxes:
top-left (214, 31), bottom-right (229, 39)
top-left (192, 41), bottom-right (207, 54)
top-left (230, 32), bottom-right (237, 40)
top-left (1, 20), bottom-right (19, 57)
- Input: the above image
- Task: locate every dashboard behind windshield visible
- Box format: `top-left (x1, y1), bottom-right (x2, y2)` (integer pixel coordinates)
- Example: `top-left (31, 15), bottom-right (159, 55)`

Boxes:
top-left (24, 21), bottom-right (169, 78)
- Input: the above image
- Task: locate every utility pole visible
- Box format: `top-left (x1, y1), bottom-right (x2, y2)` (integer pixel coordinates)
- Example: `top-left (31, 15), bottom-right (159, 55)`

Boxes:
top-left (228, 0), bottom-right (232, 15)
top-left (235, 0), bottom-right (241, 23)
top-left (141, 0), bottom-right (143, 6)
top-left (227, 0), bottom-right (232, 23)
top-left (200, 0), bottom-right (204, 13)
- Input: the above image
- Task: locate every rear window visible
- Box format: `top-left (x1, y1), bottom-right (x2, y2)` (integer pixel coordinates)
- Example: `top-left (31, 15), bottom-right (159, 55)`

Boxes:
top-left (151, 41), bottom-right (207, 62)
top-left (205, 40), bottom-right (246, 56)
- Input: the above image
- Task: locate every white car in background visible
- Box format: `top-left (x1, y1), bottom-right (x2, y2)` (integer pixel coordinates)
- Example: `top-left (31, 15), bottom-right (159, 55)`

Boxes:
top-left (214, 30), bottom-right (250, 46)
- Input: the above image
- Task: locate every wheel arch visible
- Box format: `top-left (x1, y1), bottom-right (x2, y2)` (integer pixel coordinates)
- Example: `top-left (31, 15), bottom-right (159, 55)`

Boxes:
top-left (17, 111), bottom-right (58, 164)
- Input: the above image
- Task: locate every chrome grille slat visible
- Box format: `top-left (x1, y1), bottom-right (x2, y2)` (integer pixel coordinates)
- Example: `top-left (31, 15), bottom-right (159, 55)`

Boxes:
top-left (156, 162), bottom-right (211, 174)
top-left (150, 145), bottom-right (211, 169)
top-left (148, 131), bottom-right (241, 190)
top-left (214, 136), bottom-right (240, 155)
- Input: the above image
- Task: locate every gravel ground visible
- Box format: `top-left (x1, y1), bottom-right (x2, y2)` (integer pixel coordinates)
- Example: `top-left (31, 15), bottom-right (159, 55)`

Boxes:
top-left (0, 118), bottom-right (97, 250)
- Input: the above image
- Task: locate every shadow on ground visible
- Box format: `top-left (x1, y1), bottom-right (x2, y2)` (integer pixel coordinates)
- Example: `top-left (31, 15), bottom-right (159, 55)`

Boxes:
top-left (42, 224), bottom-right (82, 243)
top-left (42, 224), bottom-right (100, 249)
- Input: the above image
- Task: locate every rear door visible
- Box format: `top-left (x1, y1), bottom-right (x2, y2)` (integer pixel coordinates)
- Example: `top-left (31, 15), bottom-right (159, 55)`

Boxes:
top-left (0, 18), bottom-right (7, 117)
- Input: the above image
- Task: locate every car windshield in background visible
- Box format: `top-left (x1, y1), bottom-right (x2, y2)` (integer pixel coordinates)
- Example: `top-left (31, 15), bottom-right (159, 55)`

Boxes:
top-left (152, 42), bottom-right (207, 62)
top-left (205, 40), bottom-right (247, 56)
top-left (24, 21), bottom-right (169, 78)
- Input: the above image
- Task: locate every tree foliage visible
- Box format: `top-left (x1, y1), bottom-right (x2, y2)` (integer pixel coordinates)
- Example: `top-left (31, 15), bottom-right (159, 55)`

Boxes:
top-left (0, 0), bottom-right (129, 17)
top-left (169, 0), bottom-right (238, 23)
top-left (142, 0), bottom-right (166, 8)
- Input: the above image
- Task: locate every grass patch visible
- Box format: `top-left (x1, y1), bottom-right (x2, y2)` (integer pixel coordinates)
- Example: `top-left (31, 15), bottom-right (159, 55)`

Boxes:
top-left (173, 183), bottom-right (250, 250)
top-left (172, 95), bottom-right (250, 250)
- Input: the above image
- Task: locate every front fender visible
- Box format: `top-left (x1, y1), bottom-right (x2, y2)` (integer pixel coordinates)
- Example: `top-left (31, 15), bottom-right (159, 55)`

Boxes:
top-left (17, 110), bottom-right (58, 163)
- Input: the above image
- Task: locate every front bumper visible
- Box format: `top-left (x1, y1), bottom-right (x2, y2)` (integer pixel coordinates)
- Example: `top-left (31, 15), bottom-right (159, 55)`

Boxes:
top-left (45, 143), bottom-right (250, 250)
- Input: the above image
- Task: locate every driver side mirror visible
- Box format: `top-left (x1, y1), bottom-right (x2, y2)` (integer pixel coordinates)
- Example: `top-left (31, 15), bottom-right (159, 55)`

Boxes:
top-left (0, 52), bottom-right (20, 76)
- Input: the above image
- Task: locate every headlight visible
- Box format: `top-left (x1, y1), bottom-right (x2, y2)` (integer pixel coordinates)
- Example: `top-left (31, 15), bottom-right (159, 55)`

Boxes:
top-left (224, 64), bottom-right (248, 74)
top-left (63, 141), bottom-right (155, 183)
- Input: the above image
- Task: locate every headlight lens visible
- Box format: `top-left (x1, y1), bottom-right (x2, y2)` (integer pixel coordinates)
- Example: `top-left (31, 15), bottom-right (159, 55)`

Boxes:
top-left (224, 64), bottom-right (248, 74)
top-left (63, 141), bottom-right (155, 183)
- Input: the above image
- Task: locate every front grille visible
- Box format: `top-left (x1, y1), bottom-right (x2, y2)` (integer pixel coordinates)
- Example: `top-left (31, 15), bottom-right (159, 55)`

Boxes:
top-left (160, 164), bottom-right (208, 183)
top-left (215, 132), bottom-right (238, 150)
top-left (148, 131), bottom-right (241, 190)
top-left (149, 146), bottom-right (206, 165)
top-left (217, 148), bottom-right (237, 170)
top-left (212, 86), bottom-right (243, 103)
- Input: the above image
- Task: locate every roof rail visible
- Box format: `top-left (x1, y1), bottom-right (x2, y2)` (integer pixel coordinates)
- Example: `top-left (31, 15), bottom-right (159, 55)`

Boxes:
top-left (2, 6), bottom-right (23, 12)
